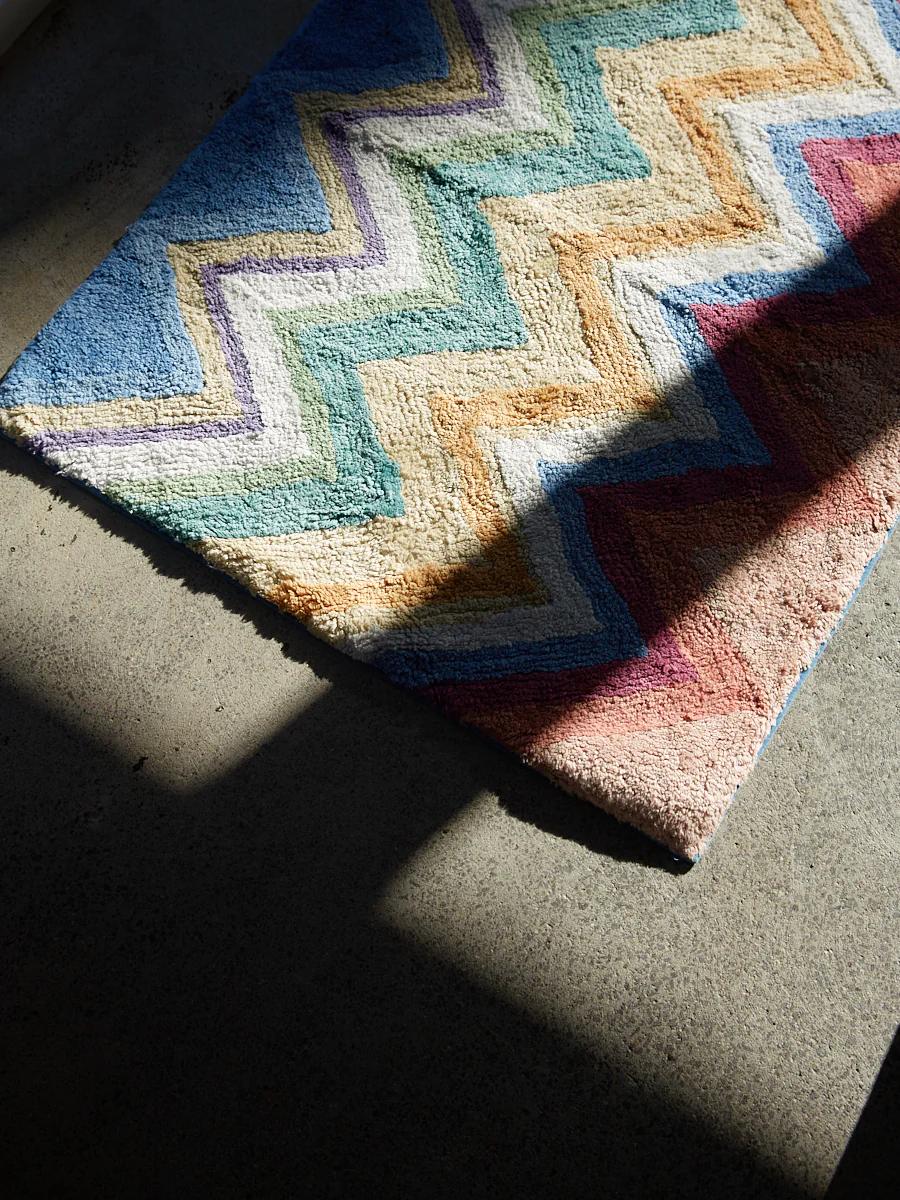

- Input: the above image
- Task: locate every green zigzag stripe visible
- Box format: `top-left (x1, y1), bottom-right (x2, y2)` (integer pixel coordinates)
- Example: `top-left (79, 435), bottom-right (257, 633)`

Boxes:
top-left (110, 0), bottom-right (742, 536)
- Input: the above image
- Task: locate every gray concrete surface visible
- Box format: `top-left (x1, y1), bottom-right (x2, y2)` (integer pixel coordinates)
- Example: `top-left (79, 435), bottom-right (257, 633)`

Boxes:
top-left (1, 3), bottom-right (898, 1197)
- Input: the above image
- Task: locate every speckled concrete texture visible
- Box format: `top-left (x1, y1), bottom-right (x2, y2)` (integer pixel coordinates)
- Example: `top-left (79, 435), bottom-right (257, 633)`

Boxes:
top-left (1, 3), bottom-right (898, 1198)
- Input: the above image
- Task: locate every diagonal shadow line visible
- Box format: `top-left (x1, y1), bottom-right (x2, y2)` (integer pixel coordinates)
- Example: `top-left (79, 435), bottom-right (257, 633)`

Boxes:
top-left (0, 672), bottom-right (819, 1199)
top-left (0, 428), bottom-right (685, 874)
top-left (329, 194), bottom-right (900, 852)
top-left (825, 1024), bottom-right (900, 1199)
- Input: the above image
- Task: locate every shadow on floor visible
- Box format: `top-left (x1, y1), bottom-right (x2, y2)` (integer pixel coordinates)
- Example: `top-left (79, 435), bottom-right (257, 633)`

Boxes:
top-left (0, 432), bottom-right (689, 875)
top-left (3, 666), bottom-right (809, 1200)
top-left (825, 1025), bottom-right (900, 1200)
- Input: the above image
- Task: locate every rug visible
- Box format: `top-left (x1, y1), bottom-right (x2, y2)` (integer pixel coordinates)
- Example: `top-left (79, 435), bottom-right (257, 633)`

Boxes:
top-left (2, 0), bottom-right (898, 860)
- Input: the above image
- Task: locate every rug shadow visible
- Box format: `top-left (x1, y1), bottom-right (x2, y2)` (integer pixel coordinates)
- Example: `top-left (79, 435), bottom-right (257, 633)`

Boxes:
top-left (0, 431), bottom-right (686, 875)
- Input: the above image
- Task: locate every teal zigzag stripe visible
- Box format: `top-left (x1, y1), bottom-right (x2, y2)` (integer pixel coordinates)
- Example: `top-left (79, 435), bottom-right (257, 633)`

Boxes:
top-left (113, 0), bottom-right (742, 539)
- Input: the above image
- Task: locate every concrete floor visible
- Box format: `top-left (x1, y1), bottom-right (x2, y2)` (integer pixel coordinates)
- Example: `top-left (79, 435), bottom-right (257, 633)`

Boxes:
top-left (1, 3), bottom-right (898, 1197)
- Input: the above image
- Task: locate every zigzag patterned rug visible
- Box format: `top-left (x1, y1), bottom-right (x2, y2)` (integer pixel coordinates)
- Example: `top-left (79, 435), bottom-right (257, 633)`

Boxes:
top-left (2, 0), bottom-right (898, 859)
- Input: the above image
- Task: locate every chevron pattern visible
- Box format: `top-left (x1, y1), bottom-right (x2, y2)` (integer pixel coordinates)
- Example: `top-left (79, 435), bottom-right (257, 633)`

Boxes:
top-left (2, 0), bottom-right (899, 858)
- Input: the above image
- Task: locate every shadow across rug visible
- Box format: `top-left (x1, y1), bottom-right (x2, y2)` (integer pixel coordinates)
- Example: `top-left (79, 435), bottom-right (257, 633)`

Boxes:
top-left (2, 0), bottom-right (898, 859)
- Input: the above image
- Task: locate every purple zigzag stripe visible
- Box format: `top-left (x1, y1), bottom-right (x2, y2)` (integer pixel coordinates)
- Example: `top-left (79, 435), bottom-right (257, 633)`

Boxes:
top-left (32, 0), bottom-right (502, 455)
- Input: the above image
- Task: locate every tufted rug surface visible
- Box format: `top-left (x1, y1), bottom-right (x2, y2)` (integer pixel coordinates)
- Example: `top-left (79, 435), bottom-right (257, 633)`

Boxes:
top-left (2, 0), bottom-right (899, 859)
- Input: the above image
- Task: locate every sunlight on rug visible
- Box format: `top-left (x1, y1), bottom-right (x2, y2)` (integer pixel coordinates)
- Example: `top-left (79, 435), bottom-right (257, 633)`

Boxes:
top-left (2, 0), bottom-right (899, 858)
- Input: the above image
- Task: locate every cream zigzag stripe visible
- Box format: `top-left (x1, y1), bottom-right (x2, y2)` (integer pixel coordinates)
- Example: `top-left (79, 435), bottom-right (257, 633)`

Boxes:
top-left (195, 0), bottom-right (885, 617)
top-left (10, 0), bottom-right (892, 665)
